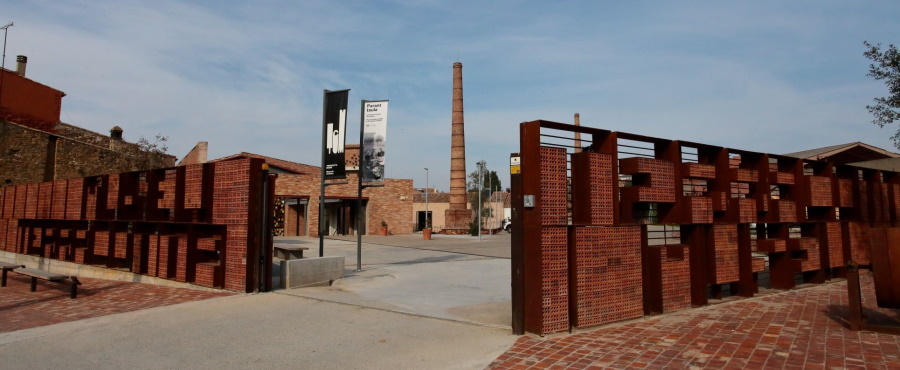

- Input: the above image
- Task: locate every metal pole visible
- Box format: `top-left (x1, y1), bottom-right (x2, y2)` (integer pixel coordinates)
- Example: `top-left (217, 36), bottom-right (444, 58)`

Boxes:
top-left (488, 171), bottom-right (492, 234)
top-left (319, 90), bottom-right (329, 257)
top-left (425, 168), bottom-right (429, 229)
top-left (259, 168), bottom-right (269, 292)
top-left (357, 100), bottom-right (366, 271)
top-left (0, 22), bottom-right (13, 111)
top-left (478, 160), bottom-right (483, 241)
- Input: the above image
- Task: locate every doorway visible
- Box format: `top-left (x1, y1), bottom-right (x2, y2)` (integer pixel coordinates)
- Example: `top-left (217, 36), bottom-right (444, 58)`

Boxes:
top-left (276, 197), bottom-right (309, 236)
top-left (323, 198), bottom-right (368, 236)
top-left (416, 211), bottom-right (432, 231)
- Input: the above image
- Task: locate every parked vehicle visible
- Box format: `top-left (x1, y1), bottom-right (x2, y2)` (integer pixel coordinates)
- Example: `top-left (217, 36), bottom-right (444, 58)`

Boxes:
top-left (502, 218), bottom-right (512, 233)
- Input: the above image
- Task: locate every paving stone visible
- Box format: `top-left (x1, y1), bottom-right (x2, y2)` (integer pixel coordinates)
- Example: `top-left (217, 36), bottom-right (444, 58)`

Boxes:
top-left (489, 273), bottom-right (900, 369)
top-left (0, 275), bottom-right (232, 333)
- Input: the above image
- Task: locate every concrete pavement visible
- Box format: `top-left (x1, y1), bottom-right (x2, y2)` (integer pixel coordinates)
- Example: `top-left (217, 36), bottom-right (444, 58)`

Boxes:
top-left (7, 231), bottom-right (898, 369)
top-left (0, 293), bottom-right (516, 369)
top-left (275, 233), bottom-right (512, 328)
top-left (0, 233), bottom-right (519, 369)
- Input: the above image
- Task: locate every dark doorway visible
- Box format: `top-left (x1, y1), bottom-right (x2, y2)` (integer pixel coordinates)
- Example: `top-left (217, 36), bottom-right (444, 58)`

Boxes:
top-left (416, 211), bottom-right (432, 232)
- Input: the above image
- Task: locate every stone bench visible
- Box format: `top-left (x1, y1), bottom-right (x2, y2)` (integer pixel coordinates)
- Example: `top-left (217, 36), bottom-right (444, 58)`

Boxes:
top-left (274, 245), bottom-right (310, 260)
top-left (14, 267), bottom-right (82, 298)
top-left (281, 256), bottom-right (344, 289)
top-left (0, 262), bottom-right (25, 287)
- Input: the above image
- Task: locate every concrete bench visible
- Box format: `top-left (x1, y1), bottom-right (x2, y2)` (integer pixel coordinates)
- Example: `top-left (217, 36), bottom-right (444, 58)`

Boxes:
top-left (274, 245), bottom-right (309, 260)
top-left (0, 262), bottom-right (25, 287)
top-left (14, 268), bottom-right (82, 299)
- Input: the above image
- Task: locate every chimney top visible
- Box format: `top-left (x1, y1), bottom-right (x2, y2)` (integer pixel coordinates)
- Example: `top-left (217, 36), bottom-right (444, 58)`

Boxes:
top-left (453, 62), bottom-right (462, 67)
top-left (15, 55), bottom-right (27, 77)
top-left (110, 126), bottom-right (123, 140)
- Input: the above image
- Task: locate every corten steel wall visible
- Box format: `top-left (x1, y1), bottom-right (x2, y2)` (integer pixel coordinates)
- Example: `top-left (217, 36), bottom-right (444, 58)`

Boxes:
top-left (0, 158), bottom-right (271, 293)
top-left (516, 120), bottom-right (900, 335)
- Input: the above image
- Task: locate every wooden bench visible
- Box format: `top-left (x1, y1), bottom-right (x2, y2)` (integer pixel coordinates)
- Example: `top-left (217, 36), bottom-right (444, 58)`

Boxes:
top-left (13, 268), bottom-right (82, 298)
top-left (0, 262), bottom-right (25, 287)
top-left (273, 245), bottom-right (310, 260)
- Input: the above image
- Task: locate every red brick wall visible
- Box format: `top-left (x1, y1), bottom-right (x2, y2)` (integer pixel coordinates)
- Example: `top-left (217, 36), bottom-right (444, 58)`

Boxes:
top-left (0, 158), bottom-right (265, 292)
top-left (274, 172), bottom-right (414, 236)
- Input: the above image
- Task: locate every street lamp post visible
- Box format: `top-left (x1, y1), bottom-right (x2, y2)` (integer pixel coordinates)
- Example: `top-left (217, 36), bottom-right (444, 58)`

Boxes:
top-left (488, 171), bottom-right (492, 234)
top-left (424, 167), bottom-right (429, 230)
top-left (477, 160), bottom-right (486, 241)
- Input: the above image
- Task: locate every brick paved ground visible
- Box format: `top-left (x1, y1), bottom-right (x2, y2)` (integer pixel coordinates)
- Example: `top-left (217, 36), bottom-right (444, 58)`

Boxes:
top-left (490, 274), bottom-right (900, 369)
top-left (0, 275), bottom-right (233, 333)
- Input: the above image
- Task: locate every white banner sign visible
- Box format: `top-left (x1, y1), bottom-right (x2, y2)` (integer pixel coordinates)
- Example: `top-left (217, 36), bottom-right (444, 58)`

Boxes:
top-left (361, 100), bottom-right (389, 183)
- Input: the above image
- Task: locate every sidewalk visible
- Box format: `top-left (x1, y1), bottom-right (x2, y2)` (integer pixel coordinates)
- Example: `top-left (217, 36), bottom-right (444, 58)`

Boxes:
top-left (0, 235), bottom-right (519, 369)
top-left (489, 273), bottom-right (900, 369)
top-left (0, 274), bottom-right (232, 333)
top-left (275, 235), bottom-right (512, 328)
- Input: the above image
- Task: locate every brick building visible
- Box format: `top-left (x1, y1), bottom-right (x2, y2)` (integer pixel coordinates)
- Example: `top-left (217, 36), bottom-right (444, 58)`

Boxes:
top-left (412, 191), bottom-right (510, 232)
top-left (212, 145), bottom-right (414, 237)
top-left (0, 55), bottom-right (175, 185)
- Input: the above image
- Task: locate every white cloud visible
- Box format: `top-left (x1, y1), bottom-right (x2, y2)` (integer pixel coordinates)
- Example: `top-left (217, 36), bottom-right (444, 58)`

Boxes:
top-left (5, 0), bottom-right (900, 190)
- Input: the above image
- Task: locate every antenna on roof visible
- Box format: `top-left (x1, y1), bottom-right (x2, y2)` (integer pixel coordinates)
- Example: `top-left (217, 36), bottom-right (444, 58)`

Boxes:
top-left (0, 22), bottom-right (13, 110)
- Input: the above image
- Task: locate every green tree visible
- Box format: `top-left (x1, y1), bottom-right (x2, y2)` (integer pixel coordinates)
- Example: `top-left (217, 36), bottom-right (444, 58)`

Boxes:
top-left (466, 163), bottom-right (502, 220)
top-left (863, 41), bottom-right (900, 148)
top-left (467, 169), bottom-right (501, 192)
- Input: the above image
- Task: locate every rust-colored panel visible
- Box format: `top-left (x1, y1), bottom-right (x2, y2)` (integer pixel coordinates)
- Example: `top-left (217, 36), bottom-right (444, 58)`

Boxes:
top-left (837, 179), bottom-right (854, 208)
top-left (825, 222), bottom-right (844, 268)
top-left (539, 146), bottom-right (567, 226)
top-left (684, 196), bottom-right (712, 224)
top-left (571, 152), bottom-right (614, 225)
top-left (808, 176), bottom-right (833, 207)
top-left (729, 168), bottom-right (758, 183)
top-left (682, 163), bottom-right (715, 179)
top-left (770, 171), bottom-right (795, 185)
top-left (711, 224), bottom-right (739, 284)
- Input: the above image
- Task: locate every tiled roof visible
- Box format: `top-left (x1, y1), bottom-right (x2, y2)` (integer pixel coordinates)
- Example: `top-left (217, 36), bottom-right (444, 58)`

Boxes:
top-left (413, 191), bottom-right (511, 207)
top-left (413, 192), bottom-right (451, 203)
top-left (210, 152), bottom-right (319, 175)
top-left (784, 142), bottom-right (899, 161)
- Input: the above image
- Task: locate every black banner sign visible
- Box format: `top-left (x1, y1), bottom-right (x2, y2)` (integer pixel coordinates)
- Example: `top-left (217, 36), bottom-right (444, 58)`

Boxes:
top-left (322, 89), bottom-right (349, 179)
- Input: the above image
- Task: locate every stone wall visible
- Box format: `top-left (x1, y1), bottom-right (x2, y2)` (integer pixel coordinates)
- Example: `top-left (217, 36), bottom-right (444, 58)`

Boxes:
top-left (0, 120), bottom-right (175, 185)
top-left (0, 120), bottom-right (49, 184)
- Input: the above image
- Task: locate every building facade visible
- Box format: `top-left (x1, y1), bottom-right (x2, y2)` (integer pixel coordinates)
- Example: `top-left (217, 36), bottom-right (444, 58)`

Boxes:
top-left (213, 145), bottom-right (414, 237)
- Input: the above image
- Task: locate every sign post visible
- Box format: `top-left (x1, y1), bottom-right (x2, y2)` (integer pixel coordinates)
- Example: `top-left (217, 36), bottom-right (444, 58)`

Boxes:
top-left (510, 152), bottom-right (524, 335)
top-left (320, 89), bottom-right (350, 257)
top-left (356, 100), bottom-right (389, 271)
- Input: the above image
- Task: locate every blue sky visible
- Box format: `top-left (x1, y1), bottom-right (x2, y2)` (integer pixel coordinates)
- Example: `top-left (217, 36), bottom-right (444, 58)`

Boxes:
top-left (5, 1), bottom-right (900, 190)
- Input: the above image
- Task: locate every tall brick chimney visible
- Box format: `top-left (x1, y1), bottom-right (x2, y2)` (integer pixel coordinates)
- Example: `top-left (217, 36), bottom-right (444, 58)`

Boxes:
top-left (445, 62), bottom-right (472, 231)
top-left (16, 55), bottom-right (27, 77)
